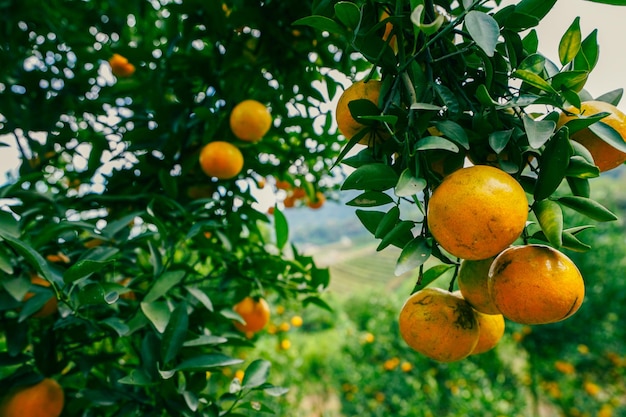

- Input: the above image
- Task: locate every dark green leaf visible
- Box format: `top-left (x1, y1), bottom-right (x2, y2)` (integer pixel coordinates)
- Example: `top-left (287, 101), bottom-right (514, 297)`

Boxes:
top-left (176, 354), bottom-right (243, 372)
top-left (0, 232), bottom-right (53, 284)
top-left (432, 121), bottom-right (469, 149)
top-left (374, 206), bottom-right (400, 239)
top-left (513, 70), bottom-right (557, 94)
top-left (302, 296), bottom-right (333, 312)
top-left (415, 136), bottom-right (460, 152)
top-left (118, 369), bottom-right (154, 386)
top-left (377, 221), bottom-right (414, 251)
top-left (412, 264), bottom-right (455, 293)
top-left (589, 121), bottom-right (626, 153)
top-left (183, 335), bottom-right (227, 347)
top-left (534, 129), bottom-right (571, 201)
top-left (551, 71), bottom-right (588, 92)
top-left (489, 130), bottom-right (513, 154)
top-left (64, 259), bottom-right (114, 284)
top-left (355, 209), bottom-right (385, 235)
top-left (334, 2), bottom-right (360, 30)
top-left (395, 236), bottom-right (431, 276)
top-left (161, 301), bottom-right (188, 364)
top-left (0, 211), bottom-right (19, 238)
top-left (292, 16), bottom-right (347, 35)
top-left (557, 196), bottom-right (618, 222)
top-left (274, 206), bottom-right (289, 250)
top-left (346, 191), bottom-right (394, 207)
top-left (185, 286), bottom-right (213, 312)
top-left (516, 0), bottom-right (558, 22)
top-left (341, 164), bottom-right (399, 191)
top-left (348, 99), bottom-right (381, 126)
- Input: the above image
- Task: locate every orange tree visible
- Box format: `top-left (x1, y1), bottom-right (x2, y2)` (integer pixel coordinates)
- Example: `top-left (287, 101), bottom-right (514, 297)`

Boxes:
top-left (0, 0), bottom-right (362, 415)
top-left (296, 0), bottom-right (626, 360)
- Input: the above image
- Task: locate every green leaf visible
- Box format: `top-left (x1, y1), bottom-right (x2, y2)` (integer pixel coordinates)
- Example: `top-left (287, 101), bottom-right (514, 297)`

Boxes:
top-left (411, 4), bottom-right (445, 35)
top-left (560, 111), bottom-right (610, 135)
top-left (533, 199), bottom-right (563, 248)
top-left (0, 232), bottom-right (53, 284)
top-left (566, 176), bottom-right (590, 198)
top-left (395, 236), bottom-right (431, 276)
top-left (415, 136), bottom-right (460, 152)
top-left (292, 16), bottom-right (347, 35)
top-left (595, 88), bottom-right (623, 106)
top-left (341, 164), bottom-right (399, 191)
top-left (141, 301), bottom-right (171, 333)
top-left (334, 1), bottom-right (360, 30)
top-left (101, 317), bottom-right (130, 337)
top-left (64, 259), bottom-right (114, 284)
top-left (374, 206), bottom-right (400, 239)
top-left (348, 99), bottom-right (381, 126)
top-left (77, 283), bottom-right (116, 306)
top-left (557, 196), bottom-right (618, 222)
top-left (534, 129), bottom-right (571, 201)
top-left (566, 155), bottom-right (600, 179)
top-left (434, 84), bottom-right (460, 118)
top-left (589, 121), bottom-right (626, 153)
top-left (574, 29), bottom-right (599, 71)
top-left (183, 335), bottom-right (227, 347)
top-left (377, 221), bottom-right (414, 251)
top-left (583, 0), bottom-right (626, 4)
top-left (410, 103), bottom-right (443, 111)
top-left (264, 386), bottom-right (290, 397)
top-left (243, 359), bottom-right (271, 389)
top-left (118, 369), bottom-right (154, 386)
top-left (395, 169), bottom-right (427, 198)
top-left (176, 354), bottom-right (243, 372)
top-left (412, 264), bottom-right (455, 293)
top-left (513, 70), bottom-right (557, 94)
top-left (558, 17), bottom-right (581, 66)
top-left (523, 115), bottom-right (556, 149)
top-left (0, 211), bottom-right (19, 238)
top-left (161, 301), bottom-right (189, 364)
top-left (489, 130), bottom-right (513, 154)
top-left (143, 270), bottom-right (186, 303)
top-left (465, 11), bottom-right (500, 57)
top-left (274, 206), bottom-right (289, 250)
top-left (185, 286), bottom-right (213, 312)
top-left (302, 296), bottom-right (333, 312)
top-left (355, 209), bottom-right (385, 235)
top-left (346, 191), bottom-right (394, 207)
top-left (551, 71), bottom-right (588, 92)
top-left (515, 0), bottom-right (558, 22)
top-left (432, 121), bottom-right (469, 149)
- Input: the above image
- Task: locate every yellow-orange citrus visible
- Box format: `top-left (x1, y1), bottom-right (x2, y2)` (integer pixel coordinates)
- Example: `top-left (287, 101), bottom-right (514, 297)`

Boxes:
top-left (307, 191), bottom-right (326, 209)
top-left (108, 53), bottom-right (135, 78)
top-left (457, 257), bottom-right (500, 315)
top-left (335, 79), bottom-right (387, 146)
top-left (380, 11), bottom-right (397, 53)
top-left (229, 99), bottom-right (272, 142)
top-left (427, 165), bottom-right (528, 260)
top-left (199, 141), bottom-right (244, 180)
top-left (0, 378), bottom-right (64, 417)
top-left (23, 276), bottom-right (58, 318)
top-left (233, 296), bottom-right (271, 333)
top-left (398, 287), bottom-right (479, 362)
top-left (488, 244), bottom-right (585, 325)
top-left (470, 311), bottom-right (505, 355)
top-left (557, 100), bottom-right (626, 172)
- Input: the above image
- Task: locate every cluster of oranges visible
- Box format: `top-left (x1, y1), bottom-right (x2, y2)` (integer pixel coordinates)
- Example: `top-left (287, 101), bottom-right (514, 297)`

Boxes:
top-left (272, 179), bottom-right (326, 211)
top-left (199, 99), bottom-right (272, 180)
top-left (333, 77), bottom-right (626, 362)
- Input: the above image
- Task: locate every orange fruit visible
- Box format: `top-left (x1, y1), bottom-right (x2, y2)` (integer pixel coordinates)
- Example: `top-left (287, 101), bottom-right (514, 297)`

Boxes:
top-left (427, 165), bottom-right (528, 260)
top-left (0, 378), bottom-right (64, 417)
top-left (229, 99), bottom-right (272, 142)
top-left (307, 191), bottom-right (325, 209)
top-left (233, 296), bottom-right (271, 333)
top-left (199, 141), bottom-right (244, 180)
top-left (457, 257), bottom-right (500, 315)
top-left (108, 53), bottom-right (135, 77)
top-left (291, 187), bottom-right (306, 199)
top-left (335, 79), bottom-right (388, 146)
top-left (23, 276), bottom-right (58, 318)
top-left (470, 311), bottom-right (505, 355)
top-left (398, 287), bottom-right (479, 362)
top-left (488, 244), bottom-right (585, 325)
top-left (275, 179), bottom-right (291, 190)
top-left (283, 195), bottom-right (296, 208)
top-left (557, 100), bottom-right (626, 172)
top-left (380, 11), bottom-right (397, 53)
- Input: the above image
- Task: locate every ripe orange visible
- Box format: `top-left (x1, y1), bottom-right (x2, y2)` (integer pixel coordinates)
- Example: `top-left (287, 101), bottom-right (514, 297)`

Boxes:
top-left (229, 100), bottom-right (272, 142)
top-left (307, 191), bottom-right (326, 209)
top-left (199, 141), bottom-right (244, 180)
top-left (488, 244), bottom-right (585, 325)
top-left (0, 378), bottom-right (65, 417)
top-left (335, 79), bottom-right (387, 146)
top-left (108, 53), bottom-right (135, 77)
top-left (557, 100), bottom-right (626, 172)
top-left (427, 165), bottom-right (528, 260)
top-left (457, 257), bottom-right (500, 315)
top-left (470, 311), bottom-right (505, 355)
top-left (23, 276), bottom-right (58, 318)
top-left (233, 296), bottom-right (271, 333)
top-left (398, 287), bottom-right (479, 362)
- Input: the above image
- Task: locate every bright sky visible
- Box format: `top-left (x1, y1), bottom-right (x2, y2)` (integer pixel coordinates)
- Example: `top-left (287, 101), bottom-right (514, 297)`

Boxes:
top-left (2, 1), bottom-right (626, 179)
